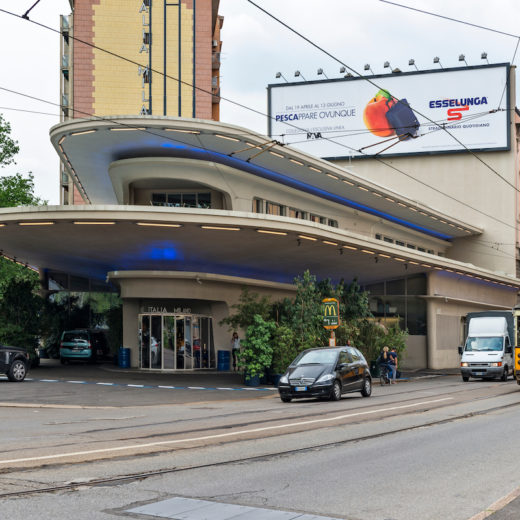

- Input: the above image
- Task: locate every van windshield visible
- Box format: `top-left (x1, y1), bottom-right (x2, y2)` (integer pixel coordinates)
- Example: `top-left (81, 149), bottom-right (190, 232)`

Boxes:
top-left (465, 336), bottom-right (503, 352)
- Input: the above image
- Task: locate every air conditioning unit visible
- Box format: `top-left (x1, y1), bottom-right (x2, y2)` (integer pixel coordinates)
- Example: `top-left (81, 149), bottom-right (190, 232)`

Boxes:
top-left (212, 39), bottom-right (218, 47)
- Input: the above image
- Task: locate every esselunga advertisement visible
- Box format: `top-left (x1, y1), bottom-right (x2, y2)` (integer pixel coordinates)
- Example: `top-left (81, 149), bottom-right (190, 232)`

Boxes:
top-left (267, 64), bottom-right (509, 159)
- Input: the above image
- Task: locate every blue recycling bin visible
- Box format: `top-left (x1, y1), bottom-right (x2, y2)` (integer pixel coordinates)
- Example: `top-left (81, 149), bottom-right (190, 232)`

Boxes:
top-left (118, 347), bottom-right (131, 368)
top-left (217, 350), bottom-right (230, 371)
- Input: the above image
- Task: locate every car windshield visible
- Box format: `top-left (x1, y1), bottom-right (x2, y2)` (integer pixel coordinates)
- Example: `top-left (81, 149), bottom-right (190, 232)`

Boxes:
top-left (464, 336), bottom-right (503, 352)
top-left (293, 349), bottom-right (337, 366)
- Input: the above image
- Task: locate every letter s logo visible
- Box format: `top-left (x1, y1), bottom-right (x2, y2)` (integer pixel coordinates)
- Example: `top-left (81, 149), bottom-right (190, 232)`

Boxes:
top-left (447, 105), bottom-right (469, 121)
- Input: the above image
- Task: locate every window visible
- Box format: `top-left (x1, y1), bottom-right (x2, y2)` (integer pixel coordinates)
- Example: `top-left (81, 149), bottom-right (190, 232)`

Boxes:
top-left (328, 219), bottom-right (338, 228)
top-left (152, 192), bottom-right (212, 209)
top-left (288, 207), bottom-right (306, 219)
top-left (375, 234), bottom-right (382, 240)
top-left (407, 244), bottom-right (416, 250)
top-left (395, 240), bottom-right (405, 247)
top-left (310, 214), bottom-right (325, 224)
top-left (252, 198), bottom-right (263, 213)
top-left (347, 347), bottom-right (362, 362)
top-left (383, 236), bottom-right (393, 243)
top-left (266, 201), bottom-right (283, 216)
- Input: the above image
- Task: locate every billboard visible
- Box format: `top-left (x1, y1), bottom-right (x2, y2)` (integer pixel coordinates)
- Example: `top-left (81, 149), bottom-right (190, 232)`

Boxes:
top-left (267, 64), bottom-right (510, 159)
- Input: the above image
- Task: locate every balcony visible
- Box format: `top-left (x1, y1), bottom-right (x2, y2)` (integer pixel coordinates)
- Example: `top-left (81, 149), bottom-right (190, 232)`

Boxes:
top-left (212, 52), bottom-right (220, 70)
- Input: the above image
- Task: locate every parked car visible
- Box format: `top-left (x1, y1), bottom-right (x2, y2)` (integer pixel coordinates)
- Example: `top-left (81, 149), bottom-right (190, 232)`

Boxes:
top-left (277, 346), bottom-right (372, 403)
top-left (0, 344), bottom-right (30, 382)
top-left (59, 330), bottom-right (109, 364)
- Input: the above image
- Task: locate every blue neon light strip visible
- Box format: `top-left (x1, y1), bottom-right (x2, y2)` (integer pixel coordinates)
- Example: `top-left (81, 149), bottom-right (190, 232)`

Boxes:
top-left (161, 141), bottom-right (453, 240)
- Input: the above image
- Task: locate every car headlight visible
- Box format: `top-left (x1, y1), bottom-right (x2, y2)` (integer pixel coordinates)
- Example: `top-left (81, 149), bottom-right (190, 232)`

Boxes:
top-left (490, 362), bottom-right (502, 367)
top-left (279, 374), bottom-right (289, 385)
top-left (461, 362), bottom-right (468, 367)
top-left (315, 374), bottom-right (335, 385)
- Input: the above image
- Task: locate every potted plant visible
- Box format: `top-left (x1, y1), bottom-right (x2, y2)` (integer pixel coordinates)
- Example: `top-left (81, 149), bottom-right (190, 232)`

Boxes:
top-left (239, 314), bottom-right (275, 386)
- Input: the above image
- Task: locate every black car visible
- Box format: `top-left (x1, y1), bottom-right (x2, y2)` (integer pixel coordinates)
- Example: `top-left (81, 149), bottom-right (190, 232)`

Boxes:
top-left (278, 346), bottom-right (372, 402)
top-left (0, 344), bottom-right (30, 382)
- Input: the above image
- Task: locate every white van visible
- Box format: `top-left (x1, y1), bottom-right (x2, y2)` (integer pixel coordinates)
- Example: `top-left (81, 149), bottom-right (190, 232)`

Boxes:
top-left (459, 314), bottom-right (513, 382)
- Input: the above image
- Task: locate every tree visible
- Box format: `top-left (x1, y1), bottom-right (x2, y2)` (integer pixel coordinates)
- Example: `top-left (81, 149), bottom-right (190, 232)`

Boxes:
top-left (0, 114), bottom-right (19, 167)
top-left (0, 173), bottom-right (46, 207)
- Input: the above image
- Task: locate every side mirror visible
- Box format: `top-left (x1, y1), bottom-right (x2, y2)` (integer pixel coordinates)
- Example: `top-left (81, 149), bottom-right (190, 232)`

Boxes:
top-left (337, 362), bottom-right (348, 370)
top-left (458, 346), bottom-right (463, 355)
top-left (506, 346), bottom-right (512, 354)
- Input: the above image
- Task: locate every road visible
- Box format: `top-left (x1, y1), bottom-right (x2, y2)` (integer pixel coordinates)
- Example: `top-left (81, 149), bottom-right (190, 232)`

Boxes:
top-left (1, 364), bottom-right (520, 519)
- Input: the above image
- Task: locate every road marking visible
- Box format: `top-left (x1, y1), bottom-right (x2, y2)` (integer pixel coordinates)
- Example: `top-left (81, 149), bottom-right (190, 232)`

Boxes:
top-left (158, 385), bottom-right (175, 389)
top-left (468, 486), bottom-right (520, 520)
top-left (66, 381), bottom-right (86, 384)
top-left (0, 397), bottom-right (453, 466)
top-left (96, 382), bottom-right (114, 386)
top-left (127, 384), bottom-right (144, 388)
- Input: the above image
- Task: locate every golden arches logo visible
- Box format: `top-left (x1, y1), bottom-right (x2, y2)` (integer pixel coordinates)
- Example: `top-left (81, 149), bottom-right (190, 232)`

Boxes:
top-left (323, 304), bottom-right (338, 317)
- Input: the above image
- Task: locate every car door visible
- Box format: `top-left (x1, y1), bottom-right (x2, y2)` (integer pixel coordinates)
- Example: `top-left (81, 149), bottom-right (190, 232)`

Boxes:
top-left (337, 349), bottom-right (357, 392)
top-left (347, 347), bottom-right (364, 389)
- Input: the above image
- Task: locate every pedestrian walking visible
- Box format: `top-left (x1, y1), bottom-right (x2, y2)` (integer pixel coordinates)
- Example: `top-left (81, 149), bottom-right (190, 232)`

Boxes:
top-left (230, 332), bottom-right (241, 371)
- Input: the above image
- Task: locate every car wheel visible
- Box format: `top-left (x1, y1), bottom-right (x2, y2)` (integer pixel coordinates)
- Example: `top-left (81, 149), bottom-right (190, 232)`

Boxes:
top-left (330, 380), bottom-right (342, 401)
top-left (462, 375), bottom-right (469, 382)
top-left (501, 367), bottom-right (508, 382)
top-left (7, 359), bottom-right (27, 382)
top-left (361, 377), bottom-right (372, 397)
top-left (280, 396), bottom-right (292, 403)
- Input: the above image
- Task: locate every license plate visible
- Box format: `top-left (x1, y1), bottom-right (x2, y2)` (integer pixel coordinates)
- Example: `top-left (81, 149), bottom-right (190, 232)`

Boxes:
top-left (474, 371), bottom-right (484, 375)
top-left (294, 386), bottom-right (307, 392)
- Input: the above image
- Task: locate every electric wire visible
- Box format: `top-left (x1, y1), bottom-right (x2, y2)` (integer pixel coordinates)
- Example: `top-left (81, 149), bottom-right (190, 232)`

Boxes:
top-left (0, 7), bottom-right (517, 241)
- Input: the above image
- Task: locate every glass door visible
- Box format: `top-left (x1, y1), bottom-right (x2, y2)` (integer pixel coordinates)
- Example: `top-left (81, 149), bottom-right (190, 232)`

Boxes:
top-left (163, 316), bottom-right (175, 370)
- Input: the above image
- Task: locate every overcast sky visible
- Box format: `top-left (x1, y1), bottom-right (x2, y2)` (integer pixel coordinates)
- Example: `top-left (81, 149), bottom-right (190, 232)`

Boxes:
top-left (0, 0), bottom-right (518, 204)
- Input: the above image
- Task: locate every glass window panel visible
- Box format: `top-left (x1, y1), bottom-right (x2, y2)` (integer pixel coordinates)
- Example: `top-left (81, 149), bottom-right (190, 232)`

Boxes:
top-left (197, 193), bottom-right (211, 209)
top-left (163, 316), bottom-right (175, 369)
top-left (366, 282), bottom-right (385, 295)
top-left (252, 199), bottom-right (263, 213)
top-left (406, 274), bottom-right (427, 295)
top-left (183, 193), bottom-right (197, 208)
top-left (152, 193), bottom-right (166, 205)
top-left (386, 279), bottom-right (405, 295)
top-left (266, 201), bottom-right (283, 215)
top-left (168, 193), bottom-right (182, 207)
top-left (406, 297), bottom-right (427, 335)
top-left (151, 315), bottom-right (162, 368)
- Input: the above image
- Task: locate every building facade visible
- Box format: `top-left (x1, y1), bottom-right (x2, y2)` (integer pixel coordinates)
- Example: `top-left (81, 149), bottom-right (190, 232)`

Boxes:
top-left (59, 0), bottom-right (223, 204)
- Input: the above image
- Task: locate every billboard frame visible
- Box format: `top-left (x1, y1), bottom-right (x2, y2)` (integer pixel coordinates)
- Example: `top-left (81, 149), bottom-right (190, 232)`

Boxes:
top-left (267, 63), bottom-right (511, 161)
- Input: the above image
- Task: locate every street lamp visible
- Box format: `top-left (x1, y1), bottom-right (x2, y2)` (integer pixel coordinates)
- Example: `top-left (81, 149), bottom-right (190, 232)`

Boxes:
top-left (433, 56), bottom-right (443, 68)
top-left (364, 64), bottom-right (373, 75)
top-left (275, 72), bottom-right (288, 83)
top-left (294, 70), bottom-right (306, 81)
top-left (459, 54), bottom-right (468, 66)
top-left (408, 59), bottom-right (418, 71)
top-left (317, 68), bottom-right (328, 79)
top-left (481, 52), bottom-right (489, 64)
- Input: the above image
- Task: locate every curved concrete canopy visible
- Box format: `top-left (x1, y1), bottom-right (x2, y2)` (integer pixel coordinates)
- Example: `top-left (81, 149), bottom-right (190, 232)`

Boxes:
top-left (50, 116), bottom-right (481, 241)
top-left (0, 206), bottom-right (516, 290)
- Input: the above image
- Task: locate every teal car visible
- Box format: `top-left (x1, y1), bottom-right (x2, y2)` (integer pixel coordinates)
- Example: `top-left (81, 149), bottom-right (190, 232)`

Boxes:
top-left (59, 330), bottom-right (108, 364)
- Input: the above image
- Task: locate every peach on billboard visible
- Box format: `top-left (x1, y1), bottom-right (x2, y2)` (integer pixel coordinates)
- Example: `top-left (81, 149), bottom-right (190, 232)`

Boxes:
top-left (267, 64), bottom-right (509, 159)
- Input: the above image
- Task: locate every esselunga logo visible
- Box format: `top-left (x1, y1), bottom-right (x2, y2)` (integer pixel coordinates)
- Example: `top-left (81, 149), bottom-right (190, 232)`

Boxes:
top-left (428, 96), bottom-right (488, 121)
top-left (363, 89), bottom-right (420, 141)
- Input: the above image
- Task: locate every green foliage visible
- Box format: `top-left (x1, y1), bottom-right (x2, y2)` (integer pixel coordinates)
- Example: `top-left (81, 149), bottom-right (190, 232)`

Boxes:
top-left (289, 270), bottom-right (329, 350)
top-left (339, 278), bottom-right (372, 320)
top-left (0, 173), bottom-right (46, 207)
top-left (270, 325), bottom-right (298, 374)
top-left (220, 287), bottom-right (272, 332)
top-left (0, 279), bottom-right (42, 350)
top-left (239, 314), bottom-right (276, 379)
top-left (0, 114), bottom-right (19, 167)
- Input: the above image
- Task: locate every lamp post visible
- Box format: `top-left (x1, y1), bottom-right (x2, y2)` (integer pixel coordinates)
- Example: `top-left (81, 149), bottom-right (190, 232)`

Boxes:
top-left (275, 72), bottom-right (288, 83)
top-left (294, 70), bottom-right (306, 81)
top-left (433, 56), bottom-right (443, 69)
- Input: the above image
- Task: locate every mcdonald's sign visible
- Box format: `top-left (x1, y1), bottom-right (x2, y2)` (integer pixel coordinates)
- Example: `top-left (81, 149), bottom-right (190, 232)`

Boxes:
top-left (322, 298), bottom-right (340, 329)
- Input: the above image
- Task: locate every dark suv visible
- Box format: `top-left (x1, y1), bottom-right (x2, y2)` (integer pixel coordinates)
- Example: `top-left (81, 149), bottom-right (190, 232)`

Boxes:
top-left (0, 344), bottom-right (30, 382)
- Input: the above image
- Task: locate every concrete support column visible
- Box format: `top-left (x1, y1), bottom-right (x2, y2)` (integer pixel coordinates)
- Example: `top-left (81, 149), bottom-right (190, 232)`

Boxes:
top-left (122, 299), bottom-right (140, 367)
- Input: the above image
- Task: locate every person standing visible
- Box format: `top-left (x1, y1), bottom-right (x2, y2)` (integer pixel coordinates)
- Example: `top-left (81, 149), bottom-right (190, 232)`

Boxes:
top-left (231, 332), bottom-right (241, 371)
top-left (389, 346), bottom-right (398, 384)
top-left (378, 346), bottom-right (392, 384)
